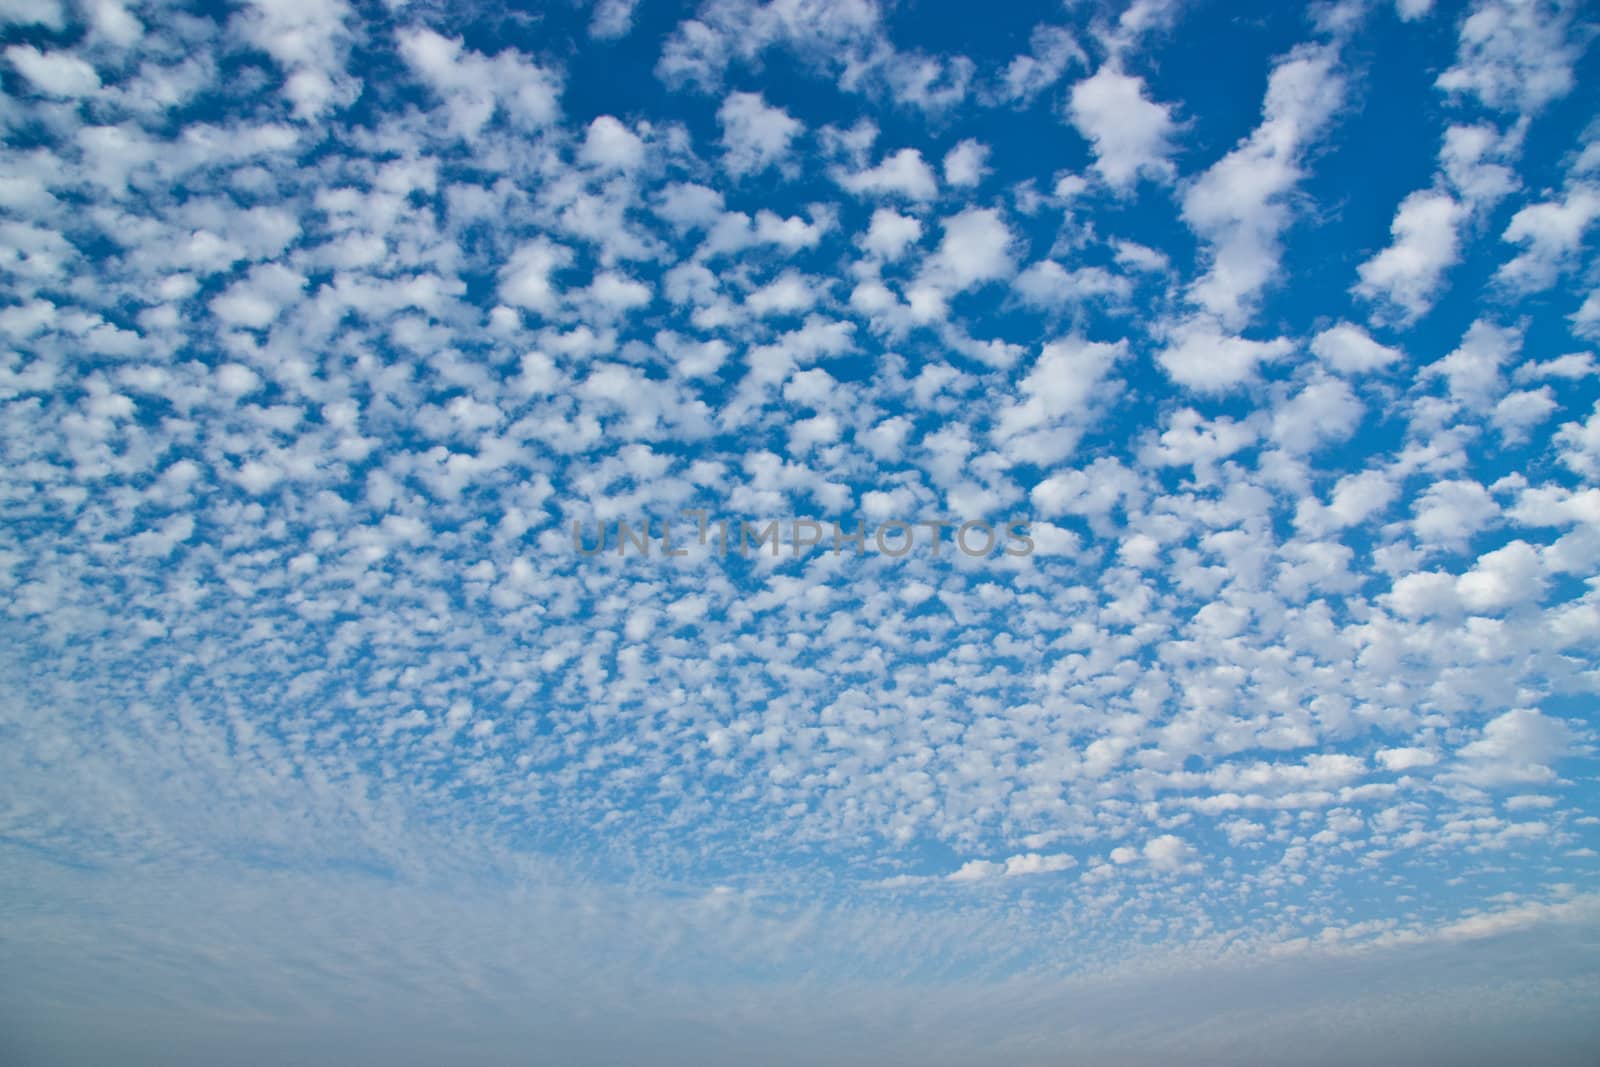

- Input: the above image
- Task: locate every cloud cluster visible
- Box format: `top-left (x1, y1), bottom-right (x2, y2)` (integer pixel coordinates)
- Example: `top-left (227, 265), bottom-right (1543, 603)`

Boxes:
top-left (2, 0), bottom-right (1598, 1059)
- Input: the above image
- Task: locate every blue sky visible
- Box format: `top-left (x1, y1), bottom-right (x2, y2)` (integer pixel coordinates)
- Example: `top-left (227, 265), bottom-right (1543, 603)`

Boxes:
top-left (2, 0), bottom-right (1600, 1063)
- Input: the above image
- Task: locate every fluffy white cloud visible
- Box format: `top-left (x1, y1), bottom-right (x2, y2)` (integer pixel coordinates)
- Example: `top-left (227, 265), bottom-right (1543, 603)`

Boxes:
top-left (1456, 539), bottom-right (1544, 612)
top-left (1356, 123), bottom-right (1521, 322)
top-left (913, 207), bottom-right (1016, 296)
top-left (1143, 835), bottom-right (1200, 873)
top-left (941, 138), bottom-right (988, 187)
top-left (5, 45), bottom-right (100, 97)
top-left (1354, 191), bottom-right (1464, 322)
top-left (1181, 44), bottom-right (1344, 327)
top-left (499, 238), bottom-right (573, 312)
top-left (4, 6), bottom-right (1598, 1060)
top-left (1496, 184), bottom-right (1600, 293)
top-left (655, 0), bottom-right (882, 92)
top-left (1436, 0), bottom-right (1580, 114)
top-left (947, 851), bottom-right (1077, 882)
top-left (1411, 478), bottom-right (1500, 547)
top-left (1452, 708), bottom-right (1577, 787)
top-left (859, 207), bottom-right (922, 259)
top-left (1013, 262), bottom-right (1131, 309)
top-left (399, 28), bottom-right (562, 137)
top-left (992, 24), bottom-right (1084, 104)
top-left (581, 115), bottom-right (647, 169)
top-left (210, 263), bottom-right (306, 328)
top-left (1376, 747), bottom-right (1438, 771)
top-left (837, 147), bottom-right (939, 200)
top-left (1270, 376), bottom-right (1364, 454)
top-left (718, 91), bottom-right (802, 177)
top-left (1311, 322), bottom-right (1403, 374)
top-left (589, 0), bottom-right (639, 39)
top-left (1145, 408), bottom-right (1255, 471)
top-left (0, 0), bottom-right (65, 28)
top-left (1068, 65), bottom-right (1176, 191)
top-left (1325, 470), bottom-right (1398, 529)
top-left (993, 337), bottom-right (1125, 464)
top-left (745, 270), bottom-right (820, 316)
top-left (1424, 319), bottom-right (1518, 410)
top-left (1555, 402), bottom-right (1600, 479)
top-left (235, 0), bottom-right (360, 118)
top-left (1156, 316), bottom-right (1292, 392)
top-left (1573, 289), bottom-right (1600, 339)
top-left (1492, 387), bottom-right (1557, 444)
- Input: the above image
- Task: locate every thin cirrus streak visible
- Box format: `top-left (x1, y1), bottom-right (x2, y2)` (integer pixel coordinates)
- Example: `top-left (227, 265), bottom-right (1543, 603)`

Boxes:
top-left (0, 0), bottom-right (1598, 1064)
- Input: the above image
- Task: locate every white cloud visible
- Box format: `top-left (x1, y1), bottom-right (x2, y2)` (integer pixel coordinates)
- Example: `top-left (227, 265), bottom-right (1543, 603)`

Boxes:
top-left (993, 337), bottom-right (1125, 464)
top-left (1353, 191), bottom-right (1464, 322)
top-left (878, 50), bottom-right (974, 113)
top-left (1452, 708), bottom-right (1577, 787)
top-left (1311, 322), bottom-right (1403, 374)
top-left (1377, 747), bottom-right (1438, 771)
top-left (1456, 540), bottom-right (1544, 612)
top-left (581, 115), bottom-right (647, 169)
top-left (1356, 124), bottom-right (1520, 321)
top-left (1387, 570), bottom-right (1460, 617)
top-left (837, 147), bottom-right (939, 200)
top-left (1514, 352), bottom-right (1595, 382)
top-left (1556, 402), bottom-right (1600, 479)
top-left (1324, 469), bottom-right (1399, 529)
top-left (399, 28), bottom-right (562, 137)
top-left (1423, 319), bottom-right (1518, 410)
top-left (4, 7), bottom-right (1599, 1056)
top-left (655, 0), bottom-right (882, 93)
top-left (585, 270), bottom-right (653, 315)
top-left (913, 207), bottom-right (1016, 295)
top-left (85, 0), bottom-right (140, 43)
top-left (948, 851), bottom-right (1077, 882)
top-left (1270, 376), bottom-right (1364, 454)
top-left (1492, 387), bottom-right (1557, 444)
top-left (5, 45), bottom-right (100, 97)
top-left (1068, 65), bottom-right (1177, 191)
top-left (0, 0), bottom-right (65, 28)
top-left (1412, 478), bottom-right (1500, 547)
top-left (1439, 123), bottom-right (1520, 207)
top-left (1181, 44), bottom-right (1344, 327)
top-left (1102, 0), bottom-right (1182, 53)
top-left (1113, 240), bottom-right (1169, 273)
top-left (1013, 262), bottom-right (1132, 309)
top-left (499, 238), bottom-right (573, 313)
top-left (941, 139), bottom-right (988, 187)
top-left (590, 0), bottom-right (639, 40)
top-left (1145, 408), bottom-right (1256, 470)
top-left (992, 24), bottom-right (1084, 104)
top-left (999, 852), bottom-right (1077, 877)
top-left (209, 263), bottom-right (306, 329)
top-left (1496, 184), bottom-right (1600, 293)
top-left (1156, 316), bottom-right (1292, 392)
top-left (655, 182), bottom-right (726, 230)
top-left (1436, 0), bottom-right (1580, 114)
top-left (719, 91), bottom-right (802, 176)
top-left (745, 270), bottom-right (820, 316)
top-left (859, 208), bottom-right (922, 259)
top-left (1143, 835), bottom-right (1200, 873)
top-left (215, 363), bottom-right (263, 397)
top-left (236, 0), bottom-right (358, 118)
